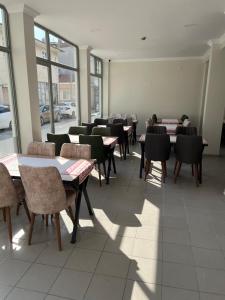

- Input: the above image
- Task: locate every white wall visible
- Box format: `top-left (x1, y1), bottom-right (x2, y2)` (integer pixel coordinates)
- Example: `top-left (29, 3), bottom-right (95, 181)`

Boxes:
top-left (109, 59), bottom-right (204, 133)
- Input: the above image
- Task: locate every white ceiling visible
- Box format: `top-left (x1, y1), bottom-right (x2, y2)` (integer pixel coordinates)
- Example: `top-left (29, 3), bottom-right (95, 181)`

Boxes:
top-left (2, 0), bottom-right (225, 60)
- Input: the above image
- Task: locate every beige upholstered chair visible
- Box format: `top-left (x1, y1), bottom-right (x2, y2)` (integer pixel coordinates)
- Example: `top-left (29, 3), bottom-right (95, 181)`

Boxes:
top-left (60, 143), bottom-right (91, 160)
top-left (19, 165), bottom-right (76, 251)
top-left (0, 163), bottom-right (29, 242)
top-left (27, 141), bottom-right (55, 157)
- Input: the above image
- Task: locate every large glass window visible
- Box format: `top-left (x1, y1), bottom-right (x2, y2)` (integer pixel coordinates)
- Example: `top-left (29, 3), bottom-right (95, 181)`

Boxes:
top-left (90, 55), bottom-right (103, 121)
top-left (0, 6), bottom-right (19, 154)
top-left (34, 24), bottom-right (79, 140)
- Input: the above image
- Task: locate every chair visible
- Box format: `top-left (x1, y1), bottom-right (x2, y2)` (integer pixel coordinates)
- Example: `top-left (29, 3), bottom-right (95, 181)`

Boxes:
top-left (152, 114), bottom-right (157, 124)
top-left (107, 123), bottom-right (126, 159)
top-left (174, 135), bottom-right (203, 186)
top-left (144, 134), bottom-right (171, 182)
top-left (79, 135), bottom-right (109, 186)
top-left (82, 122), bottom-right (95, 135)
top-left (91, 127), bottom-right (111, 136)
top-left (176, 126), bottom-right (197, 136)
top-left (94, 118), bottom-right (108, 126)
top-left (180, 114), bottom-right (189, 122)
top-left (0, 163), bottom-right (30, 243)
top-left (47, 133), bottom-right (70, 156)
top-left (68, 126), bottom-right (88, 135)
top-left (146, 125), bottom-right (167, 134)
top-left (19, 165), bottom-right (76, 251)
top-left (27, 141), bottom-right (55, 157)
top-left (60, 143), bottom-right (91, 160)
top-left (113, 118), bottom-right (127, 125)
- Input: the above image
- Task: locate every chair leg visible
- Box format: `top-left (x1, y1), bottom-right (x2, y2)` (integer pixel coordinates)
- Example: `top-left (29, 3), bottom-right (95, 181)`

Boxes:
top-left (67, 206), bottom-right (75, 224)
top-left (5, 207), bottom-right (12, 243)
top-left (54, 213), bottom-right (62, 251)
top-left (2, 208), bottom-right (6, 222)
top-left (97, 163), bottom-right (102, 187)
top-left (22, 200), bottom-right (31, 222)
top-left (103, 162), bottom-right (107, 179)
top-left (45, 215), bottom-right (49, 227)
top-left (112, 154), bottom-right (117, 174)
top-left (144, 160), bottom-right (151, 181)
top-left (161, 161), bottom-right (167, 183)
top-left (28, 213), bottom-right (35, 245)
top-left (119, 144), bottom-right (122, 160)
top-left (174, 161), bottom-right (182, 183)
top-left (16, 202), bottom-right (21, 216)
top-left (194, 164), bottom-right (199, 187)
top-left (173, 160), bottom-right (178, 175)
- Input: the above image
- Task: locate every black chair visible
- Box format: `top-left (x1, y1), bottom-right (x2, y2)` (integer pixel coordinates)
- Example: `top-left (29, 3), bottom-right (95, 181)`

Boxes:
top-left (47, 133), bottom-right (70, 156)
top-left (175, 126), bottom-right (197, 136)
top-left (146, 126), bottom-right (167, 134)
top-left (180, 114), bottom-right (189, 122)
top-left (94, 118), bottom-right (108, 126)
top-left (107, 123), bottom-right (126, 159)
top-left (79, 135), bottom-right (109, 186)
top-left (152, 114), bottom-right (157, 124)
top-left (145, 133), bottom-right (171, 182)
top-left (68, 126), bottom-right (88, 135)
top-left (113, 118), bottom-right (127, 125)
top-left (174, 135), bottom-right (203, 186)
top-left (91, 127), bottom-right (111, 136)
top-left (82, 122), bottom-right (95, 135)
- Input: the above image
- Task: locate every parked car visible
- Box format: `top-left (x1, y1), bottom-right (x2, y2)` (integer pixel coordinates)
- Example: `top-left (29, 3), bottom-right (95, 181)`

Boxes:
top-left (0, 105), bottom-right (12, 130)
top-left (40, 105), bottom-right (61, 126)
top-left (56, 102), bottom-right (76, 119)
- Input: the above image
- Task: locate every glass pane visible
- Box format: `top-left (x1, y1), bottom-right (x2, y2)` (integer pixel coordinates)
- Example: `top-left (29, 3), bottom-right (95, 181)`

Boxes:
top-left (37, 64), bottom-right (51, 141)
top-left (34, 26), bottom-right (48, 59)
top-left (49, 34), bottom-right (77, 68)
top-left (91, 76), bottom-right (102, 121)
top-left (51, 66), bottom-right (79, 134)
top-left (90, 56), bottom-right (95, 74)
top-left (0, 52), bottom-right (17, 153)
top-left (96, 60), bottom-right (102, 75)
top-left (0, 7), bottom-right (7, 47)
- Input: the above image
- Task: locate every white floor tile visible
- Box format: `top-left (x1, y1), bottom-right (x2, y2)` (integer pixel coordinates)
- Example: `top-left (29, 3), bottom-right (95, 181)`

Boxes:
top-left (192, 247), bottom-right (225, 269)
top-left (163, 243), bottom-right (194, 265)
top-left (0, 259), bottom-right (30, 286)
top-left (197, 267), bottom-right (225, 295)
top-left (6, 287), bottom-right (45, 300)
top-left (132, 238), bottom-right (162, 260)
top-left (104, 236), bottom-right (135, 257)
top-left (50, 269), bottom-right (92, 300)
top-left (17, 263), bottom-right (60, 293)
top-left (200, 292), bottom-right (225, 300)
top-left (84, 274), bottom-right (125, 300)
top-left (123, 280), bottom-right (161, 300)
top-left (163, 228), bottom-right (191, 245)
top-left (162, 286), bottom-right (199, 300)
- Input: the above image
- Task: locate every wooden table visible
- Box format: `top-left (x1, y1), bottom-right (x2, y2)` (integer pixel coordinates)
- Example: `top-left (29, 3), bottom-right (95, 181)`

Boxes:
top-left (0, 154), bottom-right (94, 243)
top-left (138, 134), bottom-right (208, 181)
top-left (155, 123), bottom-right (178, 135)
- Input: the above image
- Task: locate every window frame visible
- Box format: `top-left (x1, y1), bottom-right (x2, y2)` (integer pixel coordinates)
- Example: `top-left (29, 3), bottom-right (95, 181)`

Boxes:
top-left (0, 4), bottom-right (21, 151)
top-left (35, 23), bottom-right (81, 132)
top-left (90, 54), bottom-right (103, 118)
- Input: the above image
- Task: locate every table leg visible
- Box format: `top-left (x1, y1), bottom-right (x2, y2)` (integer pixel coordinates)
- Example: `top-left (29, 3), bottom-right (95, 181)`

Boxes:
top-left (106, 154), bottom-right (112, 184)
top-left (139, 143), bottom-right (145, 178)
top-left (198, 161), bottom-right (202, 184)
top-left (71, 183), bottom-right (83, 244)
top-left (132, 122), bottom-right (137, 144)
top-left (83, 177), bottom-right (94, 215)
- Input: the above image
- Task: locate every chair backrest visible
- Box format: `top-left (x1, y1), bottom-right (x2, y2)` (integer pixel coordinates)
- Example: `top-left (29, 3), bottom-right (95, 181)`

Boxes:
top-left (175, 135), bottom-right (203, 164)
top-left (107, 123), bottom-right (125, 144)
top-left (94, 118), bottom-right (108, 126)
top-left (19, 165), bottom-right (67, 214)
top-left (152, 114), bottom-right (157, 124)
top-left (92, 127), bottom-right (111, 136)
top-left (68, 126), bottom-right (88, 135)
top-left (60, 143), bottom-right (91, 159)
top-left (47, 133), bottom-right (70, 156)
top-left (0, 163), bottom-right (18, 208)
top-left (81, 123), bottom-right (95, 135)
top-left (180, 114), bottom-right (189, 122)
top-left (113, 118), bottom-right (127, 125)
top-left (79, 135), bottom-right (106, 163)
top-left (146, 125), bottom-right (167, 134)
top-left (145, 134), bottom-right (171, 162)
top-left (27, 141), bottom-right (55, 157)
top-left (176, 126), bottom-right (197, 136)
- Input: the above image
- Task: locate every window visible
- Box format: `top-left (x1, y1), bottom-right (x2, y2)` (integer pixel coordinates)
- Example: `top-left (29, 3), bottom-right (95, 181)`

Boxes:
top-left (34, 24), bottom-right (79, 141)
top-left (90, 55), bottom-right (103, 121)
top-left (0, 6), bottom-right (20, 154)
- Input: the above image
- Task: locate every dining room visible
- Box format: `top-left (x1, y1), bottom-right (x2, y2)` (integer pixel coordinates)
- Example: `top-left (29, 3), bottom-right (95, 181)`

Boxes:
top-left (0, 1), bottom-right (225, 300)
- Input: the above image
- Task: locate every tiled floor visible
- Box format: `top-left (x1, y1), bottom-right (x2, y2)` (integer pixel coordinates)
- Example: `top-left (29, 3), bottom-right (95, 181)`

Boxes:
top-left (0, 144), bottom-right (225, 299)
